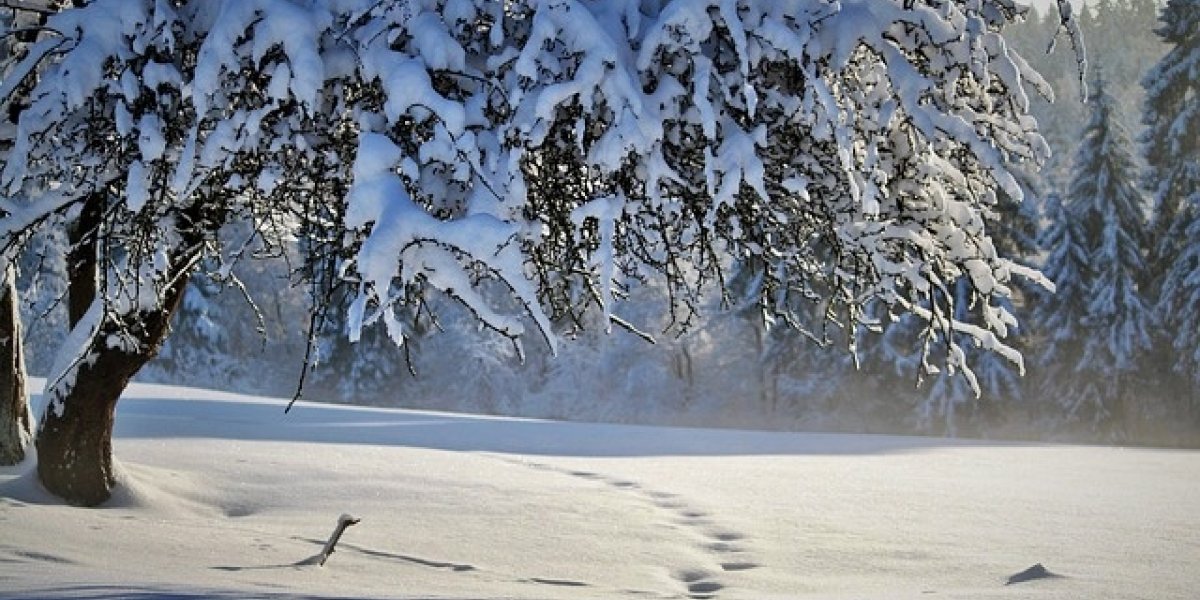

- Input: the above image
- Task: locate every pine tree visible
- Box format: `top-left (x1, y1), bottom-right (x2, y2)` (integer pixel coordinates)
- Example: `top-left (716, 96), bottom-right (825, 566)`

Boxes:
top-left (14, 225), bottom-right (68, 372)
top-left (310, 289), bottom-right (413, 403)
top-left (1008, 0), bottom-right (1164, 191)
top-left (1143, 0), bottom-right (1200, 411)
top-left (904, 165), bottom-right (1043, 437)
top-left (1031, 192), bottom-right (1088, 418)
top-left (918, 279), bottom-right (984, 437)
top-left (142, 270), bottom-right (245, 388)
top-left (1055, 76), bottom-right (1154, 434)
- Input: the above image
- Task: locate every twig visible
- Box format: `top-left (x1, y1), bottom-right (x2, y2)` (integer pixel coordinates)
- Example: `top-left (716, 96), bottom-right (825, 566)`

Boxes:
top-left (317, 513), bottom-right (361, 567)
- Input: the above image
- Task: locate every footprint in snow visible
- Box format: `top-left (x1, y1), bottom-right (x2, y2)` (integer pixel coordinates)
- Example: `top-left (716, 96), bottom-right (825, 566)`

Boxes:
top-left (528, 577), bottom-right (589, 587)
top-left (672, 570), bottom-right (725, 599)
top-left (505, 458), bottom-right (761, 598)
top-left (720, 562), bottom-right (759, 572)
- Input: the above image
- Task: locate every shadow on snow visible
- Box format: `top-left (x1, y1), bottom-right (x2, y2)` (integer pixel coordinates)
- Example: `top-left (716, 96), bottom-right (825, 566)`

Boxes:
top-left (61, 383), bottom-right (1010, 458)
top-left (0, 585), bottom-right (454, 600)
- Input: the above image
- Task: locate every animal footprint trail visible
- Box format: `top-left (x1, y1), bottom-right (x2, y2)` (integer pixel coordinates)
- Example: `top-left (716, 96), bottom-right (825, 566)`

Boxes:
top-left (630, 485), bottom-right (763, 598)
top-left (509, 459), bottom-right (762, 599)
top-left (708, 531), bottom-right (744, 542)
top-left (672, 568), bottom-right (725, 600)
top-left (719, 561), bottom-right (758, 572)
top-left (528, 577), bottom-right (589, 587)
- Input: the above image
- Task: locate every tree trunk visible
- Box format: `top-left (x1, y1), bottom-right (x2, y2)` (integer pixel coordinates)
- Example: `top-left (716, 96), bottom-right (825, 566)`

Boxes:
top-left (0, 261), bottom-right (31, 466)
top-left (35, 271), bottom-right (192, 505)
top-left (35, 194), bottom-right (199, 505)
top-left (65, 195), bottom-right (101, 328)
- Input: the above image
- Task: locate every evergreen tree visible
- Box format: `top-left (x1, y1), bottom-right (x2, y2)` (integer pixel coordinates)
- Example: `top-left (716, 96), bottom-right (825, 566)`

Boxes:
top-left (1007, 0), bottom-right (1164, 190)
top-left (310, 288), bottom-right (413, 403)
top-left (918, 279), bottom-right (982, 437)
top-left (1056, 76), bottom-right (1154, 434)
top-left (846, 303), bottom-right (925, 430)
top-left (142, 270), bottom-right (245, 388)
top-left (908, 163), bottom-right (1043, 437)
top-left (1031, 192), bottom-right (1089, 372)
top-left (14, 225), bottom-right (68, 372)
top-left (1143, 0), bottom-right (1200, 408)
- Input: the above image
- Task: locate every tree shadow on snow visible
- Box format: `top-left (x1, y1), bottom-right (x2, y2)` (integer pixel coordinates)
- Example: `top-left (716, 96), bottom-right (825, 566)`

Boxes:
top-left (82, 388), bottom-right (1005, 458)
top-left (0, 585), bottom-right (420, 600)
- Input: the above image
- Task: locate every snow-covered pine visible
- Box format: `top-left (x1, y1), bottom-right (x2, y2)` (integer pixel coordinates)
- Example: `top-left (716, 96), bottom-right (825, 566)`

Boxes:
top-left (142, 268), bottom-right (245, 387)
top-left (917, 275), bottom-right (1027, 437)
top-left (1030, 192), bottom-right (1088, 414)
top-left (1052, 76), bottom-right (1154, 433)
top-left (1142, 0), bottom-right (1200, 397)
top-left (13, 224), bottom-right (68, 372)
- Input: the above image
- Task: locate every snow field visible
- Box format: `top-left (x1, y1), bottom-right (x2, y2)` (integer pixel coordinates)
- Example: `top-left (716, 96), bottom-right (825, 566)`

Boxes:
top-left (2, 381), bottom-right (1198, 599)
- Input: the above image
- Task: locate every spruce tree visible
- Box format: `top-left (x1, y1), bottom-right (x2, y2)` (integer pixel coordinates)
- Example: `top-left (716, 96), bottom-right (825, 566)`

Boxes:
top-left (1031, 192), bottom-right (1089, 383)
top-left (1143, 0), bottom-right (1200, 408)
top-left (143, 270), bottom-right (244, 388)
top-left (1056, 76), bottom-right (1154, 434)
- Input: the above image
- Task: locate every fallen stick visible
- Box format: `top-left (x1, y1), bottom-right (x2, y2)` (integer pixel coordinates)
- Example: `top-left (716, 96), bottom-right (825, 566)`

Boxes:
top-left (318, 513), bottom-right (361, 566)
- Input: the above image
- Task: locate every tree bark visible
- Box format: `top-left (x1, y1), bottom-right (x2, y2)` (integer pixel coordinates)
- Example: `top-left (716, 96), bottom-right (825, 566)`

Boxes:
top-left (35, 195), bottom-right (200, 505)
top-left (0, 261), bottom-right (31, 466)
top-left (65, 194), bottom-right (101, 328)
top-left (35, 267), bottom-right (192, 506)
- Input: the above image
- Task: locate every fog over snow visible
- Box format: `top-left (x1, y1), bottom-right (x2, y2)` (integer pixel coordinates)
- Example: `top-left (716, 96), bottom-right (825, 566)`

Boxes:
top-left (2, 381), bottom-right (1197, 599)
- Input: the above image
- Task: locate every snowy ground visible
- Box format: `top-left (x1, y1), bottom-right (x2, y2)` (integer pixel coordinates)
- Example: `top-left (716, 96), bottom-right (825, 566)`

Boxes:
top-left (1, 381), bottom-right (1198, 600)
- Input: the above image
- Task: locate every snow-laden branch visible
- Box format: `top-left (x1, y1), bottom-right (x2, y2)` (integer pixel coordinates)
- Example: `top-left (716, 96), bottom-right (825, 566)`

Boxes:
top-left (0, 0), bottom-right (1066, 381)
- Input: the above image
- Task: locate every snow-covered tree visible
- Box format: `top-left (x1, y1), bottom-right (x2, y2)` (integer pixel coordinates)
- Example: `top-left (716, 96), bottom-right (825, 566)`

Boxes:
top-left (1004, 0), bottom-right (1161, 192)
top-left (1050, 76), bottom-right (1153, 433)
top-left (0, 0), bottom-right (1074, 504)
top-left (0, 0), bottom-right (71, 466)
top-left (309, 286), bottom-right (414, 403)
top-left (1030, 192), bottom-right (1087, 420)
top-left (0, 0), bottom-right (326, 504)
top-left (915, 160), bottom-right (1043, 436)
top-left (921, 258), bottom-right (1039, 434)
top-left (14, 224), bottom-right (68, 372)
top-left (141, 269), bottom-right (246, 388)
top-left (1143, 0), bottom-right (1200, 402)
top-left (0, 259), bottom-right (30, 464)
top-left (853, 174), bottom-right (1041, 436)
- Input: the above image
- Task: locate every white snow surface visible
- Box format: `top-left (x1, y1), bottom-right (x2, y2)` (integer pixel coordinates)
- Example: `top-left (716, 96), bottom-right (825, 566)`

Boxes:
top-left (2, 380), bottom-right (1198, 599)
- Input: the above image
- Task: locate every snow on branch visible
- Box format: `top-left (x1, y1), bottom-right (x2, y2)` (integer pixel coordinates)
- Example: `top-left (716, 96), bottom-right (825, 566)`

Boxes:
top-left (0, 0), bottom-right (1063, 379)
